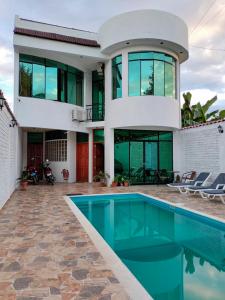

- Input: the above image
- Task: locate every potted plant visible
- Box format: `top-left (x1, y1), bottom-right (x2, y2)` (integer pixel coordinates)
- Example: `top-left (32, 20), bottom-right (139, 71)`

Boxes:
top-left (123, 176), bottom-right (130, 187)
top-left (111, 175), bottom-right (119, 187)
top-left (93, 171), bottom-right (110, 187)
top-left (18, 170), bottom-right (29, 191)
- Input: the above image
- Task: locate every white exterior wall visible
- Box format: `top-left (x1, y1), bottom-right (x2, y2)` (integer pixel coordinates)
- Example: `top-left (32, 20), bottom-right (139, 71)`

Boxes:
top-left (173, 122), bottom-right (225, 181)
top-left (98, 10), bottom-right (188, 62)
top-left (0, 107), bottom-right (21, 209)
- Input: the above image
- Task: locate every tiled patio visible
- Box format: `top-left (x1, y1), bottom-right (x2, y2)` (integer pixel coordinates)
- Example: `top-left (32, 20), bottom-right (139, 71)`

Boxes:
top-left (1, 183), bottom-right (225, 300)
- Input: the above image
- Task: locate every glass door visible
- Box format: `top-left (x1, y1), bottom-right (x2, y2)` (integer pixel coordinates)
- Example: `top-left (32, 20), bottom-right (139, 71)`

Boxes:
top-left (130, 142), bottom-right (144, 184)
top-left (144, 142), bottom-right (158, 183)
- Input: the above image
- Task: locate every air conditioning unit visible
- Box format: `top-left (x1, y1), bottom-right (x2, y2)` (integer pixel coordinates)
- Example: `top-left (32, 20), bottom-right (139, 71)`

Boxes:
top-left (72, 109), bottom-right (87, 122)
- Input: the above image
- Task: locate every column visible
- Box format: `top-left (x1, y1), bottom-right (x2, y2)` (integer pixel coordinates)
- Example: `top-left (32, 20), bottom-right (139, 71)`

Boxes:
top-left (104, 126), bottom-right (114, 185)
top-left (67, 131), bottom-right (76, 183)
top-left (88, 129), bottom-right (93, 183)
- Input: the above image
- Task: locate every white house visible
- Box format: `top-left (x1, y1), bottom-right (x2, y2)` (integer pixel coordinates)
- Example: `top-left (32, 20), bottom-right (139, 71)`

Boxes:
top-left (13, 9), bottom-right (189, 184)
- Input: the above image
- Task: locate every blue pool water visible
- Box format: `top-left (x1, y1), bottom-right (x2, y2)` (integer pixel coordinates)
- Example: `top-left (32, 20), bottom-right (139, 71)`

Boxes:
top-left (70, 193), bottom-right (225, 300)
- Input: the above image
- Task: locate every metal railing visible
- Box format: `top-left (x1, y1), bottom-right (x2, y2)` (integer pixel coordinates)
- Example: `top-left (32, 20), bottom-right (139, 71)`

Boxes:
top-left (86, 104), bottom-right (105, 122)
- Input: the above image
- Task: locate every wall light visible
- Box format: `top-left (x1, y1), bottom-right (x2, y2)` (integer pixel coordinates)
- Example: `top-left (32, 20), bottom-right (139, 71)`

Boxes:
top-left (9, 119), bottom-right (17, 128)
top-left (0, 90), bottom-right (6, 110)
top-left (218, 125), bottom-right (224, 134)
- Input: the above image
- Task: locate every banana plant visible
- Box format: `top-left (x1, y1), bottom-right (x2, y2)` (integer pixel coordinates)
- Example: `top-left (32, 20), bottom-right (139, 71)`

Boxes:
top-left (182, 93), bottom-right (225, 126)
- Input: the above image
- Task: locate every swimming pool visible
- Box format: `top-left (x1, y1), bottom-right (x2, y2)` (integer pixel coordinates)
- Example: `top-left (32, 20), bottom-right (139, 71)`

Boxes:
top-left (69, 193), bottom-right (225, 300)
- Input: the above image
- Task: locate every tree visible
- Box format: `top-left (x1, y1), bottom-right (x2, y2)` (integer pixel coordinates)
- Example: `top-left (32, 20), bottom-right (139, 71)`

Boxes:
top-left (181, 92), bottom-right (225, 127)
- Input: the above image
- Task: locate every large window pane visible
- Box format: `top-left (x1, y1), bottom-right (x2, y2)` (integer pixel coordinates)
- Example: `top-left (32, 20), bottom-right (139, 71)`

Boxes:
top-left (129, 61), bottom-right (140, 96)
top-left (32, 64), bottom-right (45, 98)
top-left (141, 60), bottom-right (153, 95)
top-left (67, 73), bottom-right (76, 104)
top-left (19, 54), bottom-right (84, 105)
top-left (112, 55), bottom-right (122, 99)
top-left (60, 70), bottom-right (66, 102)
top-left (159, 141), bottom-right (173, 171)
top-left (114, 141), bottom-right (129, 175)
top-left (76, 75), bottom-right (83, 106)
top-left (128, 51), bottom-right (176, 99)
top-left (19, 62), bottom-right (32, 97)
top-left (46, 67), bottom-right (57, 100)
top-left (154, 61), bottom-right (164, 96)
top-left (165, 63), bottom-right (176, 98)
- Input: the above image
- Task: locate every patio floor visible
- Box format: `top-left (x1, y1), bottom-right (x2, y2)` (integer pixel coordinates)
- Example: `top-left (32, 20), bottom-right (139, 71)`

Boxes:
top-left (1, 183), bottom-right (225, 300)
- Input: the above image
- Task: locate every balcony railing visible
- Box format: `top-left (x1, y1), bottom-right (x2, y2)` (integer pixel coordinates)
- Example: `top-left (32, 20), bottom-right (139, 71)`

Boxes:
top-left (86, 104), bottom-right (105, 122)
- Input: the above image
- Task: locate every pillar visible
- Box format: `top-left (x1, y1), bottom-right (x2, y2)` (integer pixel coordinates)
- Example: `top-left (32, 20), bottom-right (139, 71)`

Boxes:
top-left (88, 129), bottom-right (93, 183)
top-left (104, 126), bottom-right (114, 185)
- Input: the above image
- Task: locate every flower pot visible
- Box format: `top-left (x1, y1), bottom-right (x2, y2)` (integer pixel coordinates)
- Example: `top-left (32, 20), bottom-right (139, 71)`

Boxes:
top-left (124, 181), bottom-right (129, 187)
top-left (111, 181), bottom-right (118, 187)
top-left (20, 181), bottom-right (28, 191)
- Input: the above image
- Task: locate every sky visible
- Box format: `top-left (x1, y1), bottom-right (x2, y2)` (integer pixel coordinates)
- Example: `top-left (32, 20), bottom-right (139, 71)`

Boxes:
top-left (1, 0), bottom-right (225, 111)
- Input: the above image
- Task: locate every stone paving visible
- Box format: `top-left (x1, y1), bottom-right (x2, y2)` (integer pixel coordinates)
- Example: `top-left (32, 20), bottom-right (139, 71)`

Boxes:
top-left (1, 182), bottom-right (225, 300)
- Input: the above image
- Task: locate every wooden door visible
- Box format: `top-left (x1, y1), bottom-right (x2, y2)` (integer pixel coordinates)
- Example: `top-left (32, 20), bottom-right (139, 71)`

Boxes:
top-left (27, 143), bottom-right (43, 170)
top-left (76, 143), bottom-right (89, 182)
top-left (93, 143), bottom-right (104, 177)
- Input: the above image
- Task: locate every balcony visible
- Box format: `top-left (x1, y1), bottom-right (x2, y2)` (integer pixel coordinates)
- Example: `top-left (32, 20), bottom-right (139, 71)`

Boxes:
top-left (86, 104), bottom-right (104, 122)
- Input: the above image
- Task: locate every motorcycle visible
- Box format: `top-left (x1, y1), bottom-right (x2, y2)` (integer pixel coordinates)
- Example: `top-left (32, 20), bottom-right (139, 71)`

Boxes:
top-left (27, 165), bottom-right (39, 185)
top-left (42, 160), bottom-right (55, 185)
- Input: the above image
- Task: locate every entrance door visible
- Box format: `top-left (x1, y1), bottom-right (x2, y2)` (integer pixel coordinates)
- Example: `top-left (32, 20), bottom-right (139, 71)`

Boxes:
top-left (76, 143), bottom-right (89, 182)
top-left (93, 143), bottom-right (104, 177)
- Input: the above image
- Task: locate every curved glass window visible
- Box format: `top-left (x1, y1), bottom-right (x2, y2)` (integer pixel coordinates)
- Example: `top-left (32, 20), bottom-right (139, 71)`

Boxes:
top-left (19, 54), bottom-right (84, 106)
top-left (112, 55), bottom-right (122, 99)
top-left (128, 52), bottom-right (176, 98)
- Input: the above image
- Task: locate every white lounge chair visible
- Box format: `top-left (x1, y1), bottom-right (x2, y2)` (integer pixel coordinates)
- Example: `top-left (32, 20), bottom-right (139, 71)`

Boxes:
top-left (186, 173), bottom-right (225, 195)
top-left (167, 172), bottom-right (211, 194)
top-left (200, 188), bottom-right (225, 204)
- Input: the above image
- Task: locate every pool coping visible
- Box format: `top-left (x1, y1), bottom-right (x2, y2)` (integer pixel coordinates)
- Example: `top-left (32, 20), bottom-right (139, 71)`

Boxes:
top-left (65, 191), bottom-right (225, 300)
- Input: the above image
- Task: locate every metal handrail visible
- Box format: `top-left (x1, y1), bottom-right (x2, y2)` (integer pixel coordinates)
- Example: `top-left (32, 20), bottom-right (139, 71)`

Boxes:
top-left (86, 104), bottom-right (104, 121)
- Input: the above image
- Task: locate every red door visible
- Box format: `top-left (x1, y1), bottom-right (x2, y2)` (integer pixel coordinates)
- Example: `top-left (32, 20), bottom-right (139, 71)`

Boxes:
top-left (93, 143), bottom-right (104, 177)
top-left (76, 143), bottom-right (89, 182)
top-left (27, 144), bottom-right (43, 170)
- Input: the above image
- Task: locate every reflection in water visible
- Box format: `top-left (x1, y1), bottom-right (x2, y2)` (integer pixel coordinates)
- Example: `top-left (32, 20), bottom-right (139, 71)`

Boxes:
top-left (73, 194), bottom-right (225, 300)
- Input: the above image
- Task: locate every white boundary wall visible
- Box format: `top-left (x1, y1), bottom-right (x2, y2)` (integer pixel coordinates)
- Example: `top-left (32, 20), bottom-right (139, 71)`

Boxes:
top-left (0, 104), bottom-right (22, 209)
top-left (173, 121), bottom-right (225, 181)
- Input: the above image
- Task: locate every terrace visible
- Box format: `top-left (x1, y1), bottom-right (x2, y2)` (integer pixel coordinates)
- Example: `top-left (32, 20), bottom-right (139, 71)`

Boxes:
top-left (1, 183), bottom-right (225, 299)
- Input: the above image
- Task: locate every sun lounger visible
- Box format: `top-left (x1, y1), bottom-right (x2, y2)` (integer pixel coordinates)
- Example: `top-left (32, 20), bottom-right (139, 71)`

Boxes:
top-left (167, 172), bottom-right (211, 194)
top-left (186, 173), bottom-right (225, 195)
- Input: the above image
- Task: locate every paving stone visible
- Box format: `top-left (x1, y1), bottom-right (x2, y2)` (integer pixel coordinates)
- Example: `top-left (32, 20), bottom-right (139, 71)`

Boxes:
top-left (80, 285), bottom-right (105, 297)
top-left (4, 262), bottom-right (21, 272)
top-left (72, 269), bottom-right (89, 280)
top-left (32, 257), bottom-right (50, 264)
top-left (13, 277), bottom-right (33, 290)
top-left (50, 286), bottom-right (60, 295)
top-left (108, 277), bottom-right (119, 284)
top-left (59, 260), bottom-right (77, 267)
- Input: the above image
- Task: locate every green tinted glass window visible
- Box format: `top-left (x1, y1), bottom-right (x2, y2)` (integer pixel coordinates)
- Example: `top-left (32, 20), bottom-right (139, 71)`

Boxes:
top-left (165, 63), bottom-right (176, 98)
top-left (128, 51), bottom-right (176, 98)
top-left (154, 61), bottom-right (164, 96)
top-left (46, 67), bottom-right (57, 100)
top-left (19, 54), bottom-right (84, 106)
top-left (112, 55), bottom-right (122, 99)
top-left (76, 75), bottom-right (83, 106)
top-left (60, 70), bottom-right (66, 102)
top-left (19, 62), bottom-right (32, 97)
top-left (129, 60), bottom-right (140, 96)
top-left (67, 72), bottom-right (76, 104)
top-left (114, 129), bottom-right (173, 184)
top-left (32, 64), bottom-right (45, 98)
top-left (141, 60), bottom-right (153, 95)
